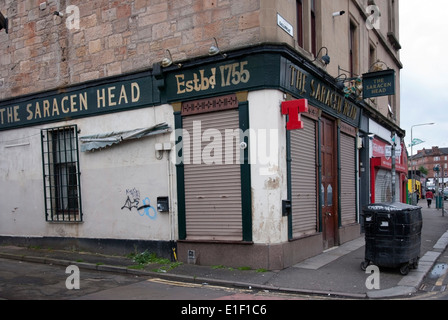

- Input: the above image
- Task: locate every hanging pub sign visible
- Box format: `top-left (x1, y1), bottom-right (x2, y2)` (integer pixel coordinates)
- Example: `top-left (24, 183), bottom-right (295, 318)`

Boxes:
top-left (362, 69), bottom-right (396, 99)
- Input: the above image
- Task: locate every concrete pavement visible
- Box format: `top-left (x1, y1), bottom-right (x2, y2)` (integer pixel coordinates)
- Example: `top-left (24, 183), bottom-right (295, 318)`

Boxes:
top-left (1, 206), bottom-right (447, 299)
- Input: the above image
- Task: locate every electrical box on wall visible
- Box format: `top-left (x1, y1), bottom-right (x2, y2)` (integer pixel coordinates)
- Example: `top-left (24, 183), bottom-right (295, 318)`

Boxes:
top-left (282, 200), bottom-right (291, 216)
top-left (157, 197), bottom-right (169, 212)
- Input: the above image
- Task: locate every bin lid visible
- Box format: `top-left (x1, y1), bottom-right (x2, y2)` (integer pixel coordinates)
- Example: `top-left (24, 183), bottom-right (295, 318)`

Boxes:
top-left (363, 202), bottom-right (421, 213)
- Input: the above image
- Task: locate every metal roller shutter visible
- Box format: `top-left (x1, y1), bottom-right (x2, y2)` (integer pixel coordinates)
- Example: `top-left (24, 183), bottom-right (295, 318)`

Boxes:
top-left (340, 133), bottom-right (357, 226)
top-left (374, 169), bottom-right (399, 203)
top-left (375, 169), bottom-right (391, 203)
top-left (290, 116), bottom-right (318, 238)
top-left (183, 110), bottom-right (243, 241)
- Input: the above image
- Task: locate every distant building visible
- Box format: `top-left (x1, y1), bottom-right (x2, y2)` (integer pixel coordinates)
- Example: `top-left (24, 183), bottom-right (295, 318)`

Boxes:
top-left (409, 147), bottom-right (448, 186)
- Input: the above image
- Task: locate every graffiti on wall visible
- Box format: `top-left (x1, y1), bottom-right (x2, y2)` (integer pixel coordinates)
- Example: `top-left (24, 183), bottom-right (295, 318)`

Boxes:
top-left (121, 188), bottom-right (157, 220)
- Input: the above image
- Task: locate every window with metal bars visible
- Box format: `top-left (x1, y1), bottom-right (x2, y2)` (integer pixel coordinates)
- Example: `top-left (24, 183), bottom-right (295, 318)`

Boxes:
top-left (41, 126), bottom-right (82, 222)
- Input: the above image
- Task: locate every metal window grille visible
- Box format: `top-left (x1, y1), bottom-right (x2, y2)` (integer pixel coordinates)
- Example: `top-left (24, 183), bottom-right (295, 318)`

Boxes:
top-left (41, 126), bottom-right (82, 222)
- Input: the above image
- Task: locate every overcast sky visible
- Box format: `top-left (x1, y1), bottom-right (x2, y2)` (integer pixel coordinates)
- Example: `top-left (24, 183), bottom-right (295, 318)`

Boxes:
top-left (400, 0), bottom-right (448, 155)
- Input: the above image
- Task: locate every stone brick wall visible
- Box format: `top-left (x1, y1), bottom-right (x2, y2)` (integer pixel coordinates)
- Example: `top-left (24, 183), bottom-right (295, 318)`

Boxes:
top-left (0, 0), bottom-right (261, 100)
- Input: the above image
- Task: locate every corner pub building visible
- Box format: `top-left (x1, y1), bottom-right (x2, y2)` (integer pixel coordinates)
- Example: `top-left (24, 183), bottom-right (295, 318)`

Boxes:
top-left (0, 0), bottom-right (404, 270)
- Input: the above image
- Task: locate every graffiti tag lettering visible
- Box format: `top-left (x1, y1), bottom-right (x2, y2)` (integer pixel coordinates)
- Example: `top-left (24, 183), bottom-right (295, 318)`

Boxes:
top-left (121, 188), bottom-right (141, 211)
top-left (121, 188), bottom-right (157, 220)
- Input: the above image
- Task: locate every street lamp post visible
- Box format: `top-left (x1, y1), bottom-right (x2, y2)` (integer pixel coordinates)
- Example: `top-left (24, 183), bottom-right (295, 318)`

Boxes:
top-left (392, 132), bottom-right (397, 203)
top-left (410, 123), bottom-right (435, 205)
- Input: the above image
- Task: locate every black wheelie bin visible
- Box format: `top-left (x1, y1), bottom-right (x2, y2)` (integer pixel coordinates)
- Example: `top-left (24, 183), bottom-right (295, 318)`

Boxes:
top-left (361, 203), bottom-right (422, 275)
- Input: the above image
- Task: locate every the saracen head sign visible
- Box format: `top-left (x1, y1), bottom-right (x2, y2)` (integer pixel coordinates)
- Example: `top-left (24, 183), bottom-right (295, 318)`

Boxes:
top-left (362, 69), bottom-right (396, 99)
top-left (0, 75), bottom-right (157, 131)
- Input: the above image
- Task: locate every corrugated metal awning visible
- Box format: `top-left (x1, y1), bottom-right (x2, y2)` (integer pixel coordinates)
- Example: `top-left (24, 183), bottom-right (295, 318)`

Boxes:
top-left (79, 123), bottom-right (171, 152)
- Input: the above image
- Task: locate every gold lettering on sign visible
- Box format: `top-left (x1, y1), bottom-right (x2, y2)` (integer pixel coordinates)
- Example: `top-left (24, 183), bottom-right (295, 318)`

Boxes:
top-left (1, 80), bottom-right (144, 129)
top-left (365, 78), bottom-right (392, 95)
top-left (289, 66), bottom-right (307, 95)
top-left (97, 82), bottom-right (140, 108)
top-left (175, 69), bottom-right (217, 94)
top-left (21, 93), bottom-right (88, 122)
top-left (0, 106), bottom-right (20, 124)
top-left (176, 61), bottom-right (251, 95)
top-left (289, 65), bottom-right (358, 121)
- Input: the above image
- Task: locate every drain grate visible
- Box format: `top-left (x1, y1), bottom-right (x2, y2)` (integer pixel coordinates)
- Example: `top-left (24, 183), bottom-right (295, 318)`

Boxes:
top-left (419, 284), bottom-right (446, 293)
top-left (431, 285), bottom-right (447, 292)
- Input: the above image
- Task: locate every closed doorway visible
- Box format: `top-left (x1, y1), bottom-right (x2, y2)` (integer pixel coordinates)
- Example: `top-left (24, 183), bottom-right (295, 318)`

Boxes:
top-left (182, 109), bottom-right (243, 241)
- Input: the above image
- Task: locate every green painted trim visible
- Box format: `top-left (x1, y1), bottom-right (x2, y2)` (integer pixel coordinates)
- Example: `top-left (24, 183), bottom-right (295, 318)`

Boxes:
top-left (355, 138), bottom-right (360, 223)
top-left (239, 101), bottom-right (253, 242)
top-left (286, 118), bottom-right (293, 241)
top-left (174, 112), bottom-right (186, 240)
top-left (317, 118), bottom-right (323, 233)
top-left (337, 125), bottom-right (342, 228)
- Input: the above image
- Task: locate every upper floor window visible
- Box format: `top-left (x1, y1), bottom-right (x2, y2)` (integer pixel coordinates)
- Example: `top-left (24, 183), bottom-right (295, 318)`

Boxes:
top-left (388, 0), bottom-right (397, 34)
top-left (349, 21), bottom-right (359, 77)
top-left (297, 0), bottom-right (304, 48)
top-left (310, 0), bottom-right (317, 56)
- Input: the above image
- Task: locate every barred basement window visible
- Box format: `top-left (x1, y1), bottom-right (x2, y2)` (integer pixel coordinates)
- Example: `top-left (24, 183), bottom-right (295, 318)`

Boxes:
top-left (41, 126), bottom-right (82, 222)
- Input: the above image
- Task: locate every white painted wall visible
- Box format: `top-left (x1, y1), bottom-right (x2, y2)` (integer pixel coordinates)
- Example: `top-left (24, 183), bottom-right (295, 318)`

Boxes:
top-left (248, 90), bottom-right (289, 244)
top-left (0, 105), bottom-right (176, 242)
top-left (1, 90), bottom-right (292, 245)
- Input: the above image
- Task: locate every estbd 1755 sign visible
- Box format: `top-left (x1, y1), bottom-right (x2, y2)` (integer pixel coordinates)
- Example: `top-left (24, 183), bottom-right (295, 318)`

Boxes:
top-left (362, 69), bottom-right (396, 99)
top-left (165, 54), bottom-right (273, 102)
